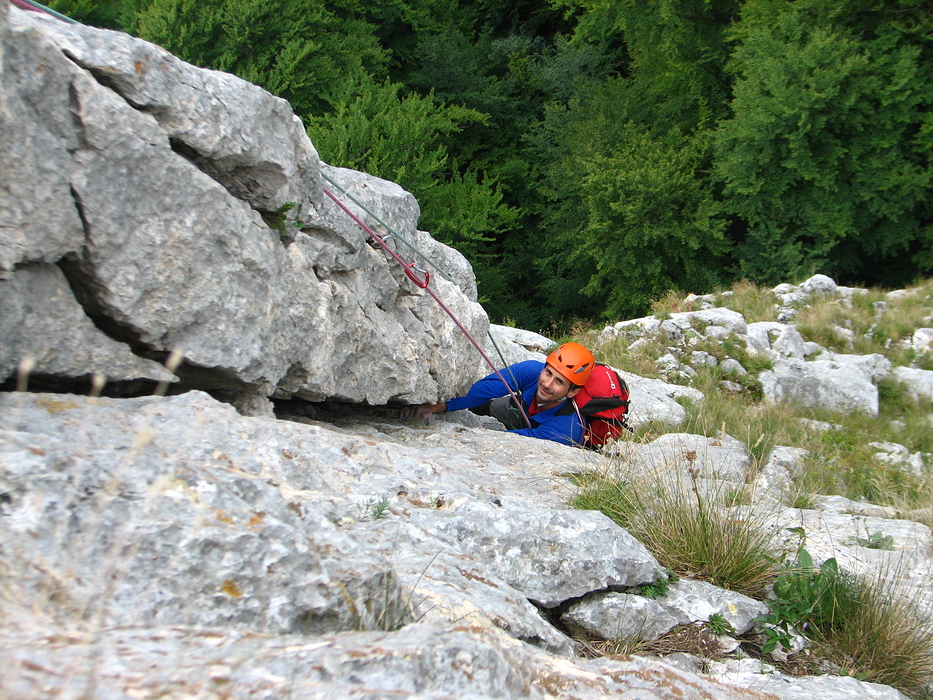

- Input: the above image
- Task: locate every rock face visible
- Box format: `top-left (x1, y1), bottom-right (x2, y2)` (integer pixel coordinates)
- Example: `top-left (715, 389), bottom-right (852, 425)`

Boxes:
top-left (2, 389), bottom-right (921, 700)
top-left (0, 6), bottom-right (487, 408)
top-left (2, 6), bottom-right (931, 700)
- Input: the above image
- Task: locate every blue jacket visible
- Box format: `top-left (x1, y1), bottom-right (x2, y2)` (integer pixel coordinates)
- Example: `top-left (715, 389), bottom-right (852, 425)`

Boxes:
top-left (445, 360), bottom-right (584, 446)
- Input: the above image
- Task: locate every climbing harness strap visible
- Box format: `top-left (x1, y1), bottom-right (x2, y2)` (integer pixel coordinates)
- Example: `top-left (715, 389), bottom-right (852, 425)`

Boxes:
top-left (322, 185), bottom-right (533, 431)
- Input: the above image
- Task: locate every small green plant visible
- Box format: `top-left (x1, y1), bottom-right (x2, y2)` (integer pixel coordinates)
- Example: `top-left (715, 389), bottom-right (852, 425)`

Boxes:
top-left (705, 612), bottom-right (733, 636)
top-left (638, 572), bottom-right (675, 599)
top-left (855, 530), bottom-right (895, 551)
top-left (358, 495), bottom-right (392, 520)
top-left (262, 201), bottom-right (305, 243)
top-left (754, 548), bottom-right (838, 654)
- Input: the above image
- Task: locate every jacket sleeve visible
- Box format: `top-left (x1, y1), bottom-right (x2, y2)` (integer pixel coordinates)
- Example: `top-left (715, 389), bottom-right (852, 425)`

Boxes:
top-left (509, 411), bottom-right (584, 446)
top-left (445, 360), bottom-right (542, 412)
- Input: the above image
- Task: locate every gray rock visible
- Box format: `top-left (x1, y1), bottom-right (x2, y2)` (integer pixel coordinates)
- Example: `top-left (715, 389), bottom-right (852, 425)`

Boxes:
top-left (0, 617), bottom-right (774, 700)
top-left (912, 328), bottom-right (933, 353)
top-left (777, 291), bottom-right (808, 306)
top-left (0, 14), bottom-right (85, 278)
top-left (753, 446), bottom-right (809, 496)
top-left (657, 351), bottom-right (683, 372)
top-left (410, 505), bottom-right (663, 608)
top-left (760, 357), bottom-right (879, 417)
top-left (771, 326), bottom-right (806, 359)
top-left (616, 369), bottom-right (704, 429)
top-left (744, 321), bottom-right (786, 358)
top-left (657, 579), bottom-right (768, 635)
top-left (484, 325), bottom-right (554, 368)
top-left (0, 390), bottom-right (589, 645)
top-left (598, 315), bottom-right (661, 345)
top-left (669, 308), bottom-right (748, 334)
top-left (562, 592), bottom-right (679, 641)
top-left (1, 395), bottom-right (405, 635)
top-left (691, 350), bottom-right (717, 367)
top-left (0, 264), bottom-right (176, 383)
top-left (746, 671), bottom-right (910, 699)
top-left (720, 358), bottom-right (747, 376)
top-left (660, 319), bottom-right (685, 343)
top-left (18, 12), bottom-right (321, 214)
top-left (1, 7), bottom-right (488, 406)
top-left (351, 517), bottom-right (575, 655)
top-left (704, 325), bottom-right (733, 341)
top-left (633, 433), bottom-right (751, 484)
top-left (892, 366), bottom-right (933, 402)
top-left (801, 274), bottom-right (838, 296)
top-left (803, 340), bottom-right (824, 357)
top-left (869, 441), bottom-right (928, 478)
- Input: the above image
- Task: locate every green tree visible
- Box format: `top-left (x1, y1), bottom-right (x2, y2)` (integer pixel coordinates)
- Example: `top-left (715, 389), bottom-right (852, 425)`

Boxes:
top-left (567, 120), bottom-right (729, 319)
top-left (135, 0), bottom-right (387, 116)
top-left (46, 0), bottom-right (142, 30)
top-left (306, 78), bottom-right (520, 274)
top-left (715, 0), bottom-right (933, 286)
top-left (529, 0), bottom-right (737, 322)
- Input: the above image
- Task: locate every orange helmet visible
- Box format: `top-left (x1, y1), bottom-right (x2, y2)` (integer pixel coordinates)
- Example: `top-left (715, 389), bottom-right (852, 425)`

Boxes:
top-left (546, 342), bottom-right (595, 386)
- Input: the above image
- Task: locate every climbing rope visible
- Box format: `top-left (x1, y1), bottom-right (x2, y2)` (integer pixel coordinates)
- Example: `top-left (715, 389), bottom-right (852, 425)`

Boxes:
top-left (321, 172), bottom-right (453, 284)
top-left (322, 185), bottom-right (533, 430)
top-left (321, 172), bottom-right (513, 385)
top-left (9, 0), bottom-right (77, 23)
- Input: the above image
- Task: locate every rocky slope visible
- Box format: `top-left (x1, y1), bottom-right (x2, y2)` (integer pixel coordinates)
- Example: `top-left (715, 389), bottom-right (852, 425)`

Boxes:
top-left (0, 3), bottom-right (485, 411)
top-left (2, 4), bottom-right (933, 699)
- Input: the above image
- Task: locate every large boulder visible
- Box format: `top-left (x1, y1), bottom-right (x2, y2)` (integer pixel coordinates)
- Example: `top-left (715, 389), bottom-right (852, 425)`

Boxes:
top-left (892, 366), bottom-right (933, 402)
top-left (1, 8), bottom-right (487, 407)
top-left (759, 357), bottom-right (880, 417)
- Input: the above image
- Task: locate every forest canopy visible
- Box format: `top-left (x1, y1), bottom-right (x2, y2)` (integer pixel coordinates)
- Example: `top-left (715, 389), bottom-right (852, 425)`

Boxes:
top-left (50, 0), bottom-right (933, 330)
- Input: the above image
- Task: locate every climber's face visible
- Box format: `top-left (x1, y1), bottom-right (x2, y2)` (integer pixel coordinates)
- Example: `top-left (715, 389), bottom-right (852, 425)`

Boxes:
top-left (535, 364), bottom-right (581, 407)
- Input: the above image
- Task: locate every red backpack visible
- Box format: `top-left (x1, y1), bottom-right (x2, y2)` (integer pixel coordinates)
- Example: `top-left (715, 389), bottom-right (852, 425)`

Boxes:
top-left (568, 364), bottom-right (631, 448)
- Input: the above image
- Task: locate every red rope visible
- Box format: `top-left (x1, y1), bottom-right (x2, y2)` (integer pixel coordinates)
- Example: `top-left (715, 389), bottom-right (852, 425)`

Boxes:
top-left (322, 186), bottom-right (533, 430)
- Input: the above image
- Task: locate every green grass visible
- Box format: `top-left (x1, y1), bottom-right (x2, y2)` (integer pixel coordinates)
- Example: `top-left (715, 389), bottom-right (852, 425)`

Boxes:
top-left (713, 279), bottom-right (781, 323)
top-left (570, 453), bottom-right (784, 598)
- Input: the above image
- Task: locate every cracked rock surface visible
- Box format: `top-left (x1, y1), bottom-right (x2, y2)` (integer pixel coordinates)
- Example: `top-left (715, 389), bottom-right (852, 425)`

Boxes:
top-left (1, 6), bottom-right (487, 407)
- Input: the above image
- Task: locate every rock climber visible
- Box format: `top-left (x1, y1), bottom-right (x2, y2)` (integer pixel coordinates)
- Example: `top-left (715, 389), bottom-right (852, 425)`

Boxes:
top-left (400, 342), bottom-right (595, 446)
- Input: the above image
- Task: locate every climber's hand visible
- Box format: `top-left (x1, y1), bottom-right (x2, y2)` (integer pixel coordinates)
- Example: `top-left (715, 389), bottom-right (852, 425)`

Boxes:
top-left (400, 403), bottom-right (445, 421)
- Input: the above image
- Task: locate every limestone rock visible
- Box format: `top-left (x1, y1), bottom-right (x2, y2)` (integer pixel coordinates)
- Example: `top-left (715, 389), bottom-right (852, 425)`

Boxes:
top-left (912, 328), bottom-right (933, 353)
top-left (632, 433), bottom-right (751, 484)
top-left (410, 504), bottom-right (664, 608)
top-left (0, 264), bottom-right (175, 383)
top-left (618, 370), bottom-right (704, 429)
top-left (1, 8), bottom-right (488, 406)
top-left (760, 357), bottom-right (879, 417)
top-left (29, 13), bottom-right (321, 214)
top-left (0, 619), bottom-right (778, 700)
top-left (892, 366), bottom-right (933, 402)
top-left (744, 321), bottom-right (787, 359)
top-left (656, 579), bottom-right (769, 635)
top-left (771, 326), bottom-right (806, 359)
top-left (801, 274), bottom-right (838, 297)
top-left (484, 324), bottom-right (555, 368)
top-left (561, 592), bottom-right (680, 641)
top-left (753, 445), bottom-right (809, 496)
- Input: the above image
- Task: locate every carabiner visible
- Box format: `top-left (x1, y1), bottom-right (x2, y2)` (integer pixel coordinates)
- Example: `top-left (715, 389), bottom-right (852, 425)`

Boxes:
top-left (404, 263), bottom-right (430, 289)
